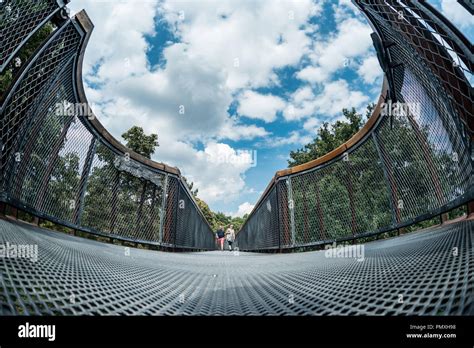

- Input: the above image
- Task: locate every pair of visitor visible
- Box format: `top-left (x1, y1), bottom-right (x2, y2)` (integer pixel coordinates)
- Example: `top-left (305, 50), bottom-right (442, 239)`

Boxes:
top-left (215, 225), bottom-right (235, 251)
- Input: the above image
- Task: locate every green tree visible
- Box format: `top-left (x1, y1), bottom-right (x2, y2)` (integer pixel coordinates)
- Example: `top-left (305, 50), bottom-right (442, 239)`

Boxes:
top-left (288, 104), bottom-right (375, 167)
top-left (182, 176), bottom-right (199, 197)
top-left (121, 126), bottom-right (159, 158)
top-left (195, 197), bottom-right (215, 228)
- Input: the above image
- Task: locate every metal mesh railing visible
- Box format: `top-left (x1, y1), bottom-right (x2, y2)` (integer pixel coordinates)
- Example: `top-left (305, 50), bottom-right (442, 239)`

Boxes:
top-left (0, 0), bottom-right (64, 72)
top-left (0, 5), bottom-right (215, 250)
top-left (1, 0), bottom-right (472, 253)
top-left (237, 0), bottom-right (473, 251)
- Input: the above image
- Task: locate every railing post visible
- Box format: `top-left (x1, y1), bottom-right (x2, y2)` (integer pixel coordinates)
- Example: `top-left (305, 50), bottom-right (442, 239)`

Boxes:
top-left (343, 159), bottom-right (357, 236)
top-left (287, 177), bottom-right (295, 247)
top-left (134, 181), bottom-right (148, 239)
top-left (275, 180), bottom-right (281, 251)
top-left (440, 212), bottom-right (449, 224)
top-left (314, 179), bottom-right (326, 240)
top-left (159, 174), bottom-right (168, 244)
top-left (173, 181), bottom-right (181, 247)
top-left (468, 201), bottom-right (474, 218)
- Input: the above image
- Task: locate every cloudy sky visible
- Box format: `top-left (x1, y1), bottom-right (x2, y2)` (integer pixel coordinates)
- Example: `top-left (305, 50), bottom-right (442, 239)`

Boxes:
top-left (69, 0), bottom-right (473, 217)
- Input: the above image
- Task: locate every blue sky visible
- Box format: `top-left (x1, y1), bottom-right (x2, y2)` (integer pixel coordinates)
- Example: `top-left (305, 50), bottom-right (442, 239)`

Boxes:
top-left (70, 0), bottom-right (472, 217)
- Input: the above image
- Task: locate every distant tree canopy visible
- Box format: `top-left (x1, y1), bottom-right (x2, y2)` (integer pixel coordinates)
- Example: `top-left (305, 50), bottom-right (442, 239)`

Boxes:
top-left (121, 126), bottom-right (159, 159)
top-left (288, 104), bottom-right (375, 167)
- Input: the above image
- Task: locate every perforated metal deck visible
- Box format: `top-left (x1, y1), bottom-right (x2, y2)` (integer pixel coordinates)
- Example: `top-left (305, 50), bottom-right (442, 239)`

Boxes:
top-left (0, 218), bottom-right (472, 315)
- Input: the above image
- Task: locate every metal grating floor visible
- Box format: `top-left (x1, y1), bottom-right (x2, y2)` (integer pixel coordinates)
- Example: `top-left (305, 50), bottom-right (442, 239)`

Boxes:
top-left (0, 218), bottom-right (472, 315)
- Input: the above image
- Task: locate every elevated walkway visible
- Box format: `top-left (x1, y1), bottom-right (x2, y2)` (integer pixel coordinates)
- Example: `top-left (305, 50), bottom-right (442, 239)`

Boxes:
top-left (1, 218), bottom-right (472, 315)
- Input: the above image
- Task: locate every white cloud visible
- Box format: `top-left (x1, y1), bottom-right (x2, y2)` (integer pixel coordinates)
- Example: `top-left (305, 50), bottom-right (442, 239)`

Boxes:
top-left (311, 79), bottom-right (370, 116)
top-left (284, 80), bottom-right (369, 121)
top-left (357, 55), bottom-right (382, 84)
top-left (185, 143), bottom-right (256, 204)
top-left (297, 17), bottom-right (373, 84)
top-left (303, 117), bottom-right (321, 132)
top-left (160, 0), bottom-right (318, 90)
top-left (237, 91), bottom-right (286, 123)
top-left (332, 0), bottom-right (358, 23)
top-left (260, 130), bottom-right (313, 148)
top-left (440, 0), bottom-right (473, 30)
top-left (232, 202), bottom-right (255, 217)
top-left (219, 120), bottom-right (269, 141)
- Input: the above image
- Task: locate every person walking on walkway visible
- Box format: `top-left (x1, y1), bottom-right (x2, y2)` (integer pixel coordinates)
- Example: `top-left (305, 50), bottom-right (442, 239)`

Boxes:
top-left (216, 225), bottom-right (225, 251)
top-left (225, 225), bottom-right (236, 251)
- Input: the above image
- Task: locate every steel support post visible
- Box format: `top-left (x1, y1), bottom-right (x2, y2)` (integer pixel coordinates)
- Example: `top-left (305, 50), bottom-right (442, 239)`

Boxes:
top-left (287, 177), bottom-right (296, 247)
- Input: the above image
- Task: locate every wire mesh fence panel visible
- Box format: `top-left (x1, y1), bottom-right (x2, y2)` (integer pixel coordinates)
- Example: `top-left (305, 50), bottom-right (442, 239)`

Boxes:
top-left (375, 115), bottom-right (443, 221)
top-left (0, 0), bottom-right (61, 70)
top-left (397, 68), bottom-right (472, 204)
top-left (162, 175), bottom-right (178, 246)
top-left (6, 60), bottom-right (75, 206)
top-left (343, 137), bottom-right (393, 236)
top-left (37, 117), bottom-right (94, 222)
top-left (291, 172), bottom-right (326, 246)
top-left (358, 0), bottom-right (473, 133)
top-left (277, 179), bottom-right (292, 248)
top-left (237, 186), bottom-right (279, 250)
top-left (1, 22), bottom-right (81, 191)
top-left (312, 160), bottom-right (353, 241)
top-left (175, 184), bottom-right (196, 248)
top-left (175, 181), bottom-right (214, 249)
top-left (363, 0), bottom-right (473, 222)
top-left (135, 180), bottom-right (163, 243)
top-left (110, 172), bottom-right (146, 240)
top-left (82, 145), bottom-right (165, 243)
top-left (81, 142), bottom-right (120, 235)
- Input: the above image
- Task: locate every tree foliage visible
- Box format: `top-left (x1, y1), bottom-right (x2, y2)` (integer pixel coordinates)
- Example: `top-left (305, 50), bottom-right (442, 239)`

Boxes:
top-left (121, 126), bottom-right (159, 159)
top-left (288, 104), bottom-right (375, 167)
